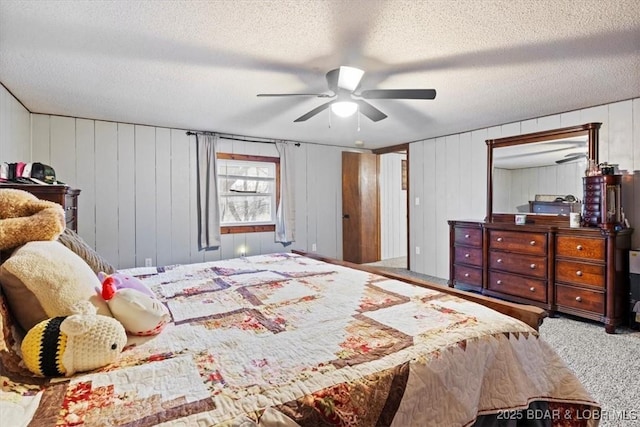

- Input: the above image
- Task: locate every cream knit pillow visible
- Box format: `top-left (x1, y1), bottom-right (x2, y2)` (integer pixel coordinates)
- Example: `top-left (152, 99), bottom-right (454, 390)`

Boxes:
top-left (0, 241), bottom-right (112, 332)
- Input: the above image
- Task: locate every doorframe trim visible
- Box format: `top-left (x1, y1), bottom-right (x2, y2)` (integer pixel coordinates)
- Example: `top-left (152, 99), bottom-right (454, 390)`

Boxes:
top-left (372, 144), bottom-right (410, 269)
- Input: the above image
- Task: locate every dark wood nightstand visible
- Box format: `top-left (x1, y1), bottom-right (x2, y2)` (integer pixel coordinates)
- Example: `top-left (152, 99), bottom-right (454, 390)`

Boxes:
top-left (0, 184), bottom-right (81, 232)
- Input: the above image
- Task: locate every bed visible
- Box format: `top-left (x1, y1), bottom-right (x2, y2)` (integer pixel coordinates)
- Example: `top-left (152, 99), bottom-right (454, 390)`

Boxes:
top-left (1, 251), bottom-right (599, 426)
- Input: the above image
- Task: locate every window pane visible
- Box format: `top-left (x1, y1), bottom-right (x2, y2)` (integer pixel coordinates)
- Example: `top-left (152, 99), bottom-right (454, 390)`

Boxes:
top-left (220, 177), bottom-right (274, 194)
top-left (220, 195), bottom-right (273, 223)
top-left (224, 162), bottom-right (274, 179)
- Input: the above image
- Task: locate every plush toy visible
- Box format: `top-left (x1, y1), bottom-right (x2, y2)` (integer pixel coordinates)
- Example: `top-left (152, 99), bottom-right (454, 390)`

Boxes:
top-left (0, 189), bottom-right (65, 251)
top-left (20, 301), bottom-right (127, 377)
top-left (98, 273), bottom-right (171, 336)
top-left (97, 272), bottom-right (156, 298)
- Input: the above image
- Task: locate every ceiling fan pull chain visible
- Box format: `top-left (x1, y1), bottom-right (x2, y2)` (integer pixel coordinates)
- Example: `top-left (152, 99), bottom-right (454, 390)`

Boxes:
top-left (328, 109), bottom-right (332, 128)
top-left (357, 105), bottom-right (361, 132)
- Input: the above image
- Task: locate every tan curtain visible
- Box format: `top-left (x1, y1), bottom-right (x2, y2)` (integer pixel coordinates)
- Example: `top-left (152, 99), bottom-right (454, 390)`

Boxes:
top-left (196, 133), bottom-right (221, 250)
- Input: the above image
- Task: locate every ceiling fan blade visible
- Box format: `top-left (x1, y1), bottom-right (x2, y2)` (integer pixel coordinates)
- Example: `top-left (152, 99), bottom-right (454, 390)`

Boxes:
top-left (355, 100), bottom-right (387, 122)
top-left (360, 89), bottom-right (437, 100)
top-left (556, 154), bottom-right (587, 164)
top-left (257, 93), bottom-right (332, 98)
top-left (293, 100), bottom-right (333, 122)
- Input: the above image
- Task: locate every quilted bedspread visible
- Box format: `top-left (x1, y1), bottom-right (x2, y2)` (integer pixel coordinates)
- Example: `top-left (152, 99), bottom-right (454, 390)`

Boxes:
top-left (1, 253), bottom-right (599, 426)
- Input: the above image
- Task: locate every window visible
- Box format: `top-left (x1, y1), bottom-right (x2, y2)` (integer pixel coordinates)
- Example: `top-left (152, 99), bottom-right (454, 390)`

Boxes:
top-left (217, 153), bottom-right (279, 234)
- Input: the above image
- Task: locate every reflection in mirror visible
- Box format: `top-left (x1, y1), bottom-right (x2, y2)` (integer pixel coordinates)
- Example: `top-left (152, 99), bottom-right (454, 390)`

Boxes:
top-left (486, 122), bottom-right (600, 223)
top-left (492, 136), bottom-right (588, 213)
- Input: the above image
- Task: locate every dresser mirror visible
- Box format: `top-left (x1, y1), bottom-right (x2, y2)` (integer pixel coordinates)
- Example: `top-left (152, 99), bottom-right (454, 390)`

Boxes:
top-left (486, 123), bottom-right (600, 223)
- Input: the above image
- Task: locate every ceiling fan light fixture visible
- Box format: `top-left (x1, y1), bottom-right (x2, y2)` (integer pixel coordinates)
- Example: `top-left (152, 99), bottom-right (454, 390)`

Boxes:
top-left (331, 101), bottom-right (358, 118)
top-left (337, 66), bottom-right (365, 91)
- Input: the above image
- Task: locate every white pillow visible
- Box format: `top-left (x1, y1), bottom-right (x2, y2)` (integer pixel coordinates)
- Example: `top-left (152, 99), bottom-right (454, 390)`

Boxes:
top-left (0, 241), bottom-right (112, 331)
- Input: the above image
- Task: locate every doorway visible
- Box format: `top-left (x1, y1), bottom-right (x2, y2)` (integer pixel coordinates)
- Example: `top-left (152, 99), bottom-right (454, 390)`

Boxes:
top-left (377, 150), bottom-right (408, 269)
top-left (341, 144), bottom-right (409, 268)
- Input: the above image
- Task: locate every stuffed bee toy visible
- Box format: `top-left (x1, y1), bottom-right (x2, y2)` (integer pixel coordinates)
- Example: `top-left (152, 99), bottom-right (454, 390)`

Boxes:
top-left (20, 301), bottom-right (127, 377)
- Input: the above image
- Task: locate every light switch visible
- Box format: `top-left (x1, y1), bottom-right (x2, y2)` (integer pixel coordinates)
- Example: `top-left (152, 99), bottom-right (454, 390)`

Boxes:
top-left (415, 197), bottom-right (420, 206)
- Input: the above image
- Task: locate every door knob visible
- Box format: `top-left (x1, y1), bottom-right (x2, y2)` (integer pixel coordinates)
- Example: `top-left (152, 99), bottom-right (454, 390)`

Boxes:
top-left (342, 214), bottom-right (350, 219)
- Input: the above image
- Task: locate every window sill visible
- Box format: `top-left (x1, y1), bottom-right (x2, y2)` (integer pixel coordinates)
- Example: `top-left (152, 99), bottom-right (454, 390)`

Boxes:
top-left (221, 224), bottom-right (276, 234)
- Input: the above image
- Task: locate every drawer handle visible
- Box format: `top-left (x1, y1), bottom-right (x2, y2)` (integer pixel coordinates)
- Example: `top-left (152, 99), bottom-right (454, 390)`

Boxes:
top-left (496, 237), bottom-right (503, 242)
top-left (464, 273), bottom-right (470, 278)
top-left (465, 234), bottom-right (470, 239)
top-left (464, 253), bottom-right (470, 258)
top-left (496, 280), bottom-right (502, 285)
top-left (530, 263), bottom-right (536, 269)
top-left (575, 296), bottom-right (582, 302)
top-left (497, 258), bottom-right (503, 263)
top-left (529, 240), bottom-right (536, 246)
top-left (529, 287), bottom-right (535, 292)
top-left (576, 270), bottom-right (583, 277)
top-left (576, 245), bottom-right (583, 251)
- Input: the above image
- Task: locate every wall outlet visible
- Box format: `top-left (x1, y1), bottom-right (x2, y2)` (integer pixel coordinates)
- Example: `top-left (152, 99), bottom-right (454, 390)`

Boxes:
top-left (415, 246), bottom-right (421, 255)
top-left (145, 258), bottom-right (153, 267)
top-left (312, 243), bottom-right (317, 251)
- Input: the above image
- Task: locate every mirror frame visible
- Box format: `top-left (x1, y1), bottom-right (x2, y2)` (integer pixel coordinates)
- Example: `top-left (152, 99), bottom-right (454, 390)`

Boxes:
top-left (486, 122), bottom-right (601, 224)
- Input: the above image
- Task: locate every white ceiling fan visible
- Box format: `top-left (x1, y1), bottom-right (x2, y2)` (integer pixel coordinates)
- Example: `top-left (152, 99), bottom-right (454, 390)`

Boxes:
top-left (257, 66), bottom-right (437, 122)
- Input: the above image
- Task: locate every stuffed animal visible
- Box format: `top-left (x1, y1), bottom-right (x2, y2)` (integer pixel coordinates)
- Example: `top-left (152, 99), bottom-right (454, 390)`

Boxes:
top-left (97, 272), bottom-right (156, 298)
top-left (0, 189), bottom-right (65, 251)
top-left (99, 274), bottom-right (171, 336)
top-left (20, 301), bottom-right (127, 377)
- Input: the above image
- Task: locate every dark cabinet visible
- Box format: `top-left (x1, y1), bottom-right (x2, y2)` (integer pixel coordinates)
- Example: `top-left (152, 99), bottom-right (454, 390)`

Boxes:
top-left (448, 219), bottom-right (633, 333)
top-left (0, 184), bottom-right (80, 232)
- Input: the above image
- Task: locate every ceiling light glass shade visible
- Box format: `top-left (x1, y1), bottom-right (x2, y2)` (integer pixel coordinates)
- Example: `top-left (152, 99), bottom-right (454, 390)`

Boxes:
top-left (337, 66), bottom-right (365, 91)
top-left (331, 101), bottom-right (358, 118)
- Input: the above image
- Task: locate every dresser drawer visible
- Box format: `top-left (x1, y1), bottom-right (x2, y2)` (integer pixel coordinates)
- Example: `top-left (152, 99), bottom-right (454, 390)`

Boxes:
top-left (454, 227), bottom-right (482, 247)
top-left (556, 260), bottom-right (605, 287)
top-left (489, 251), bottom-right (546, 278)
top-left (556, 284), bottom-right (604, 314)
top-left (556, 236), bottom-right (605, 260)
top-left (487, 271), bottom-right (547, 303)
top-left (453, 264), bottom-right (483, 286)
top-left (487, 230), bottom-right (547, 255)
top-left (453, 246), bottom-right (482, 267)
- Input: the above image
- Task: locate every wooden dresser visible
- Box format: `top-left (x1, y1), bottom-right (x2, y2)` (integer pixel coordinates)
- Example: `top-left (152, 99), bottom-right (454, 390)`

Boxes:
top-left (449, 220), bottom-right (633, 333)
top-left (0, 184), bottom-right (80, 232)
top-left (449, 221), bottom-right (483, 292)
top-left (485, 224), bottom-right (551, 308)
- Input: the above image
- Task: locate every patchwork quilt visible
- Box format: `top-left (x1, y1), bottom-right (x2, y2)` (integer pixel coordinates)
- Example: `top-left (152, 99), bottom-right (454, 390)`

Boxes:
top-left (1, 253), bottom-right (599, 426)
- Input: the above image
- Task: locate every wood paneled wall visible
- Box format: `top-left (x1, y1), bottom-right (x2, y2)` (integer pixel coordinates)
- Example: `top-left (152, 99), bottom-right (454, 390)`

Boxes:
top-left (26, 113), bottom-right (345, 268)
top-left (380, 152), bottom-right (407, 259)
top-left (1, 85), bottom-right (637, 276)
top-left (0, 85), bottom-right (30, 164)
top-left (410, 98), bottom-right (640, 279)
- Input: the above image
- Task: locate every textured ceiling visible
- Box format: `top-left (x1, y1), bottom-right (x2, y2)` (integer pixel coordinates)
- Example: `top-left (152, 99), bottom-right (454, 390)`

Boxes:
top-left (1, 0), bottom-right (639, 149)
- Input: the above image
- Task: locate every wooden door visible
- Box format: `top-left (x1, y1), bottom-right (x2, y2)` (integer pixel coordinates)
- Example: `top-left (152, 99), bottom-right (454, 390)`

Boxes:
top-left (342, 152), bottom-right (380, 263)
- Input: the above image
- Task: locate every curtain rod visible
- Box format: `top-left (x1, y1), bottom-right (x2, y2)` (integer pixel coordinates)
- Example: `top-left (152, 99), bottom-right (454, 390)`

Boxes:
top-left (186, 131), bottom-right (300, 147)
